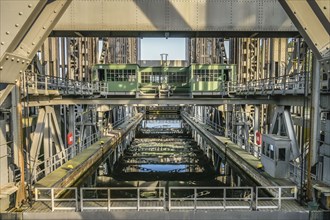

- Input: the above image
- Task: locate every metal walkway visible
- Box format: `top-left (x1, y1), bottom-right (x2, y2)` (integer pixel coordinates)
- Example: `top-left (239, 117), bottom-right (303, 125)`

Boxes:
top-left (181, 112), bottom-right (297, 188)
top-left (22, 72), bottom-right (309, 98)
top-left (34, 114), bottom-right (143, 188)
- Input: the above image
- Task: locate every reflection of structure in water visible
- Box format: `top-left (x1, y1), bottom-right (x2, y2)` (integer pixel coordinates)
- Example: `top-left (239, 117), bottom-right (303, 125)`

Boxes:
top-left (112, 126), bottom-right (215, 181)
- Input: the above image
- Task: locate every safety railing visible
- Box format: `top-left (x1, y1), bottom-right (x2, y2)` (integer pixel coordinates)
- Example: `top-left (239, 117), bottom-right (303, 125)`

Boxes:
top-left (99, 82), bottom-right (108, 94)
top-left (32, 131), bottom-right (100, 183)
top-left (34, 186), bottom-right (300, 212)
top-left (288, 162), bottom-right (316, 186)
top-left (112, 115), bottom-right (133, 128)
top-left (191, 113), bottom-right (261, 159)
top-left (169, 186), bottom-right (253, 211)
top-left (22, 72), bottom-right (96, 96)
top-left (80, 187), bottom-right (166, 211)
top-left (256, 186), bottom-right (297, 210)
top-left (74, 132), bottom-right (101, 158)
top-left (191, 114), bottom-right (226, 135)
top-left (21, 72), bottom-right (310, 98)
top-left (35, 187), bottom-right (78, 212)
top-left (229, 74), bottom-right (308, 95)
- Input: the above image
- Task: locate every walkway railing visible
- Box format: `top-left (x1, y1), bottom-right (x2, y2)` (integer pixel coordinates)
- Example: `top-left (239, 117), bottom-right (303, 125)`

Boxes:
top-left (22, 72), bottom-right (309, 97)
top-left (80, 187), bottom-right (166, 211)
top-left (228, 74), bottom-right (308, 95)
top-left (34, 186), bottom-right (298, 212)
top-left (33, 132), bottom-right (100, 183)
top-left (22, 72), bottom-right (97, 96)
top-left (35, 187), bottom-right (78, 212)
top-left (256, 186), bottom-right (297, 210)
top-left (169, 186), bottom-right (253, 210)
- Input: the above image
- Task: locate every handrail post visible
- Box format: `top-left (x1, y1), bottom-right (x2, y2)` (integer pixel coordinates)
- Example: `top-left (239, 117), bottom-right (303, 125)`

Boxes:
top-left (108, 188), bottom-right (111, 211)
top-left (137, 188), bottom-right (140, 211)
top-left (168, 187), bottom-right (171, 211)
top-left (194, 188), bottom-right (197, 210)
top-left (75, 188), bottom-right (78, 211)
top-left (223, 188), bottom-right (226, 210)
top-left (255, 187), bottom-right (258, 210)
top-left (35, 188), bottom-right (38, 201)
top-left (162, 187), bottom-right (165, 210)
top-left (250, 187), bottom-right (253, 210)
top-left (278, 187), bottom-right (282, 210)
top-left (80, 188), bottom-right (83, 212)
top-left (51, 188), bottom-right (55, 212)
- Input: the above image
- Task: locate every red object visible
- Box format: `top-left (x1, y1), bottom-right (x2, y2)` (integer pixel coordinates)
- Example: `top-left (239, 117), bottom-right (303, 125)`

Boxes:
top-left (256, 131), bottom-right (262, 145)
top-left (67, 132), bottom-right (73, 146)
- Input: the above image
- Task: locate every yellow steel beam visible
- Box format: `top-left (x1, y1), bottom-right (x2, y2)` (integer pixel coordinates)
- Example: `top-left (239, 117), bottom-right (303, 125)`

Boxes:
top-left (279, 0), bottom-right (330, 59)
top-left (0, 0), bottom-right (72, 84)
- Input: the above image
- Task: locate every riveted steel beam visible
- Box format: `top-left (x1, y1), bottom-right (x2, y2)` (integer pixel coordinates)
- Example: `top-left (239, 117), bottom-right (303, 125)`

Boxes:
top-left (279, 0), bottom-right (330, 59)
top-left (0, 0), bottom-right (72, 84)
top-left (307, 0), bottom-right (330, 35)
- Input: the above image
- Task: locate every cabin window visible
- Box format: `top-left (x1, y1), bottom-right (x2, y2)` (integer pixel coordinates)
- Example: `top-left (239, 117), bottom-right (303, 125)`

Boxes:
top-left (141, 72), bottom-right (151, 83)
top-left (177, 72), bottom-right (187, 83)
top-left (107, 69), bottom-right (136, 82)
top-left (269, 144), bottom-right (274, 160)
top-left (278, 148), bottom-right (286, 161)
top-left (194, 69), bottom-right (222, 82)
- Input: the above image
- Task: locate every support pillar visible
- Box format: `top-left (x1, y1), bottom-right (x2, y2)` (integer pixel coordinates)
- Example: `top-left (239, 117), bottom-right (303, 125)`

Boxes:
top-left (12, 83), bottom-right (25, 207)
top-left (254, 105), bottom-right (261, 157)
top-left (311, 59), bottom-right (320, 166)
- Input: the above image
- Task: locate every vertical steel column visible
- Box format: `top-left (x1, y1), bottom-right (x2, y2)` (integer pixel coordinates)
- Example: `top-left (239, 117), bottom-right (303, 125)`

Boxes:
top-left (311, 58), bottom-right (321, 167)
top-left (44, 110), bottom-right (51, 174)
top-left (12, 83), bottom-right (25, 207)
top-left (254, 105), bottom-right (261, 157)
top-left (225, 104), bottom-right (231, 138)
top-left (0, 118), bottom-right (8, 183)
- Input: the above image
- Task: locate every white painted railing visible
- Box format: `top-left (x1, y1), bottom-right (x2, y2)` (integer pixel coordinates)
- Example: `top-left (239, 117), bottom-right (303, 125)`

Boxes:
top-left (288, 163), bottom-right (316, 186)
top-left (22, 72), bottom-right (95, 96)
top-left (35, 187), bottom-right (78, 212)
top-left (33, 132), bottom-right (100, 183)
top-left (22, 72), bottom-right (309, 97)
top-left (229, 75), bottom-right (308, 95)
top-left (34, 186), bottom-right (298, 212)
top-left (80, 187), bottom-right (166, 211)
top-left (169, 186), bottom-right (253, 211)
top-left (256, 186), bottom-right (297, 210)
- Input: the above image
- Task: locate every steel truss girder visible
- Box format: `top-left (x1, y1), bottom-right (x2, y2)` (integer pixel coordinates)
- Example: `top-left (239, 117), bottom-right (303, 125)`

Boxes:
top-left (30, 106), bottom-right (66, 181)
top-left (0, 0), bottom-right (72, 84)
top-left (279, 0), bottom-right (330, 59)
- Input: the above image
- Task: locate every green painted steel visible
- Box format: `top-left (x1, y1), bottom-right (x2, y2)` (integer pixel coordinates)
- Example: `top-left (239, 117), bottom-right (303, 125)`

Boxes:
top-left (92, 63), bottom-right (236, 95)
